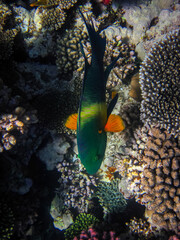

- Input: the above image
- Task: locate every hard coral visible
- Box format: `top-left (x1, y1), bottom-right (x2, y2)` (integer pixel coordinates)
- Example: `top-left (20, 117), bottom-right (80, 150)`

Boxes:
top-left (77, 33), bottom-right (137, 89)
top-left (73, 227), bottom-right (121, 240)
top-left (41, 6), bottom-right (67, 31)
top-left (65, 213), bottom-right (99, 240)
top-left (95, 179), bottom-right (127, 215)
top-left (31, 0), bottom-right (79, 31)
top-left (127, 124), bottom-right (180, 233)
top-left (139, 29), bottom-right (180, 135)
top-left (0, 3), bottom-right (18, 62)
top-left (0, 107), bottom-right (37, 152)
top-left (59, 0), bottom-right (78, 10)
top-left (56, 158), bottom-right (98, 212)
top-left (126, 217), bottom-right (163, 239)
top-left (56, 26), bottom-right (88, 76)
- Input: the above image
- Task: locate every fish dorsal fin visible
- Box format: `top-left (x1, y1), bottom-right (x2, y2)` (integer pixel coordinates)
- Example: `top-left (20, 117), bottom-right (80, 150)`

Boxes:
top-left (104, 114), bottom-right (125, 132)
top-left (104, 53), bottom-right (122, 85)
top-left (65, 113), bottom-right (78, 130)
top-left (107, 93), bottom-right (118, 119)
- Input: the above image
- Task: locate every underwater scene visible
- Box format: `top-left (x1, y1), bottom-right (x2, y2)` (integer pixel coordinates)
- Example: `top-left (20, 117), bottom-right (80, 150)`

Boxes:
top-left (0, 0), bottom-right (179, 239)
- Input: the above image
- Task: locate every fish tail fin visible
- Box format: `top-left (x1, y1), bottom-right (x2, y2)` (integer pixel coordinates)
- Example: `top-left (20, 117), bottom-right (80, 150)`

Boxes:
top-left (79, 9), bottom-right (106, 62)
top-left (104, 53), bottom-right (122, 84)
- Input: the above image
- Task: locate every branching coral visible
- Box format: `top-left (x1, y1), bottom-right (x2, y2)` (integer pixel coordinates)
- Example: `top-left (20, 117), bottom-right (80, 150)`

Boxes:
top-left (139, 29), bottom-right (180, 135)
top-left (95, 179), bottom-right (127, 215)
top-left (64, 213), bottom-right (99, 240)
top-left (30, 0), bottom-right (79, 31)
top-left (56, 26), bottom-right (88, 76)
top-left (127, 124), bottom-right (180, 233)
top-left (56, 158), bottom-right (98, 212)
top-left (41, 6), bottom-right (67, 31)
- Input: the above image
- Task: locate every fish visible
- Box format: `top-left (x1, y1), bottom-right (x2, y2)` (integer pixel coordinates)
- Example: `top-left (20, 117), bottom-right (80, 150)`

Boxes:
top-left (30, 0), bottom-right (47, 7)
top-left (30, 0), bottom-right (57, 7)
top-left (65, 10), bottom-right (125, 174)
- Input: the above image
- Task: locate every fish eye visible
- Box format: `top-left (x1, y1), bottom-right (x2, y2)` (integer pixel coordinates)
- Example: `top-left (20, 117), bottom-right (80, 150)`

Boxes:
top-left (98, 130), bottom-right (102, 134)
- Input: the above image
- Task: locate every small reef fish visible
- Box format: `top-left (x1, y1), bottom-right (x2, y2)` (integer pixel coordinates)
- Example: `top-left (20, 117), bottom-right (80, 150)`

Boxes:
top-left (65, 10), bottom-right (125, 175)
top-left (30, 0), bottom-right (47, 7)
top-left (30, 0), bottom-right (57, 7)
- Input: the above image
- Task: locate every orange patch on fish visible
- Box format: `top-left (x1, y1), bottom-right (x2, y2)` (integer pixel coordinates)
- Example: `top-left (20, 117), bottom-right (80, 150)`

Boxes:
top-left (65, 113), bottom-right (78, 130)
top-left (104, 114), bottom-right (125, 132)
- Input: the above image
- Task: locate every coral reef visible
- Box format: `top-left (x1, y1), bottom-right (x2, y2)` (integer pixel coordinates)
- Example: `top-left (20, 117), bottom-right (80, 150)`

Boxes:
top-left (56, 25), bottom-right (88, 76)
top-left (121, 0), bottom-right (178, 45)
top-left (0, 201), bottom-right (15, 240)
top-left (139, 29), bottom-right (180, 135)
top-left (126, 217), bottom-right (164, 239)
top-left (143, 4), bottom-right (180, 54)
top-left (73, 227), bottom-right (121, 240)
top-left (0, 107), bottom-right (38, 152)
top-left (77, 29), bottom-right (137, 89)
top-left (36, 133), bottom-right (70, 170)
top-left (127, 124), bottom-right (180, 233)
top-left (56, 157), bottom-right (98, 212)
top-left (56, 4), bottom-right (134, 80)
top-left (95, 179), bottom-right (127, 215)
top-left (0, 3), bottom-right (18, 63)
top-left (41, 7), bottom-right (67, 31)
top-left (64, 213), bottom-right (99, 240)
top-left (0, 0), bottom-right (179, 239)
top-left (129, 73), bottom-right (141, 101)
top-left (30, 0), bottom-right (79, 31)
top-left (50, 197), bottom-right (74, 230)
top-left (16, 63), bottom-right (60, 98)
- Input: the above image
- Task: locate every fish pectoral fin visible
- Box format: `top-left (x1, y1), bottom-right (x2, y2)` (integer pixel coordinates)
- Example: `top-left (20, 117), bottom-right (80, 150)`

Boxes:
top-left (104, 114), bottom-right (125, 132)
top-left (65, 113), bottom-right (78, 130)
top-left (111, 91), bottom-right (118, 99)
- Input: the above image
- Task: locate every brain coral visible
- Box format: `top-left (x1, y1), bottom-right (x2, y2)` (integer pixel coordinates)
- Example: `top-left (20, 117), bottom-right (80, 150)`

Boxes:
top-left (127, 124), bottom-right (180, 233)
top-left (139, 29), bottom-right (180, 135)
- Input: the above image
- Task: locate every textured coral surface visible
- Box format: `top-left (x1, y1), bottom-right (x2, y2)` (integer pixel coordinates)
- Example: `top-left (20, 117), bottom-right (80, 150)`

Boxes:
top-left (127, 124), bottom-right (180, 233)
top-left (140, 29), bottom-right (180, 135)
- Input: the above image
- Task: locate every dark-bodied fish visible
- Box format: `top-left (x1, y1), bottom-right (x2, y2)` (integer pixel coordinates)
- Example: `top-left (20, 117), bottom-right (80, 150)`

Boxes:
top-left (65, 11), bottom-right (125, 174)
